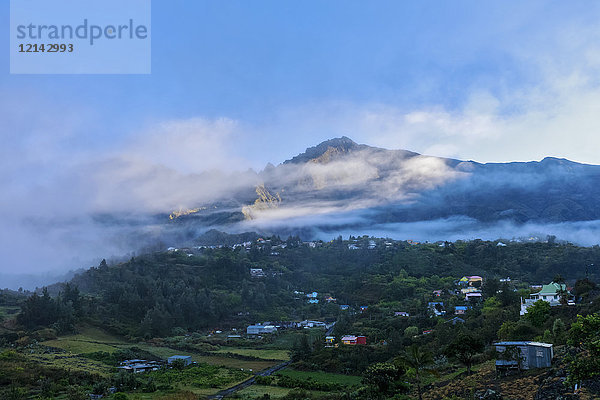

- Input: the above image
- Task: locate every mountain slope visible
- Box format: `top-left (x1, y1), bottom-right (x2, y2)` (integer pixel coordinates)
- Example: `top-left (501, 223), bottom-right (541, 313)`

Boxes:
top-left (241, 138), bottom-right (600, 224)
top-left (159, 137), bottom-right (600, 246)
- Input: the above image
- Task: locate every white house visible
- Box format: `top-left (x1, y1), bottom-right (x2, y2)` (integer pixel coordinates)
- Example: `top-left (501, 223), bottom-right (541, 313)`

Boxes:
top-left (520, 282), bottom-right (568, 315)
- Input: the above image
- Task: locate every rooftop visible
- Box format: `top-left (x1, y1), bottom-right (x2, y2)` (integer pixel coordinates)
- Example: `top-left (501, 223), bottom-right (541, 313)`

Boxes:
top-left (494, 341), bottom-right (553, 348)
top-left (538, 282), bottom-right (567, 295)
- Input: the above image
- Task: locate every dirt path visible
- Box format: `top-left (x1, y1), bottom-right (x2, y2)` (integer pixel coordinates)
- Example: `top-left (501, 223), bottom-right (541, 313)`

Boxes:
top-left (206, 360), bottom-right (291, 399)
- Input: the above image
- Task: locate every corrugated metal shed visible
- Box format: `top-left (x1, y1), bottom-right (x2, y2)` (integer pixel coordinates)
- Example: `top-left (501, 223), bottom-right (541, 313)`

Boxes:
top-left (494, 341), bottom-right (553, 370)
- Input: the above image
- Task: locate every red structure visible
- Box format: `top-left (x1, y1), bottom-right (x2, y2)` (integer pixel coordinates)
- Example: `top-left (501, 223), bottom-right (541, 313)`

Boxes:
top-left (342, 335), bottom-right (367, 345)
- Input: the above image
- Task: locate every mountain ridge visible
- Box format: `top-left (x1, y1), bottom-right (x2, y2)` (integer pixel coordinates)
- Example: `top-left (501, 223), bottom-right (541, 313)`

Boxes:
top-left (160, 136), bottom-right (600, 247)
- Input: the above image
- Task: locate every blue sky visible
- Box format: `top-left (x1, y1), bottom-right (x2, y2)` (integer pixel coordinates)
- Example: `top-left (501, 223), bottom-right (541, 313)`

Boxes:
top-left (3, 1), bottom-right (600, 166)
top-left (3, 1), bottom-right (600, 277)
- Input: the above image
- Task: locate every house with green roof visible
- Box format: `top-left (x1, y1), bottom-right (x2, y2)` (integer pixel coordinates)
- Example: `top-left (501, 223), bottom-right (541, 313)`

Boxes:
top-left (520, 282), bottom-right (569, 315)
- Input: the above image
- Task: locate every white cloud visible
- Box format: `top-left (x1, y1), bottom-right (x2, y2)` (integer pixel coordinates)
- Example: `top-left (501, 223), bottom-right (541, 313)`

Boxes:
top-left (0, 107), bottom-right (260, 275)
top-left (124, 117), bottom-right (246, 174)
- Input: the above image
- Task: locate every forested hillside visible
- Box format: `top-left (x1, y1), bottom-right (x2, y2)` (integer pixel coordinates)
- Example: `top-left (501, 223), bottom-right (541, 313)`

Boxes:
top-left (18, 236), bottom-right (600, 337)
top-left (4, 236), bottom-right (600, 399)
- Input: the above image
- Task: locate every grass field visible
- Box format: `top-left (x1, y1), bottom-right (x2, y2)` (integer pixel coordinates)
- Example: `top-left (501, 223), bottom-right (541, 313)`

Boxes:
top-left (0, 306), bottom-right (20, 317)
top-left (35, 324), bottom-right (284, 399)
top-left (26, 351), bottom-right (114, 377)
top-left (41, 327), bottom-right (281, 373)
top-left (276, 368), bottom-right (362, 387)
top-left (42, 326), bottom-right (129, 353)
top-left (237, 384), bottom-right (333, 399)
top-left (262, 329), bottom-right (325, 350)
top-left (134, 344), bottom-right (279, 371)
top-left (5, 325), bottom-right (296, 399)
top-left (212, 347), bottom-right (290, 360)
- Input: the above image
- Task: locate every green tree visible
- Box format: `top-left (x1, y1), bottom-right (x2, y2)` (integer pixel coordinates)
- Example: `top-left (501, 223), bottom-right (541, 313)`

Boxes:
top-left (524, 300), bottom-right (551, 326)
top-left (497, 345), bottom-right (524, 372)
top-left (291, 334), bottom-right (312, 362)
top-left (66, 386), bottom-right (88, 400)
top-left (573, 278), bottom-right (596, 299)
top-left (445, 333), bottom-right (484, 375)
top-left (567, 313), bottom-right (600, 386)
top-left (481, 297), bottom-right (501, 316)
top-left (552, 318), bottom-right (566, 344)
top-left (170, 358), bottom-right (187, 370)
top-left (404, 326), bottom-right (419, 338)
top-left (5, 385), bottom-right (27, 400)
top-left (497, 320), bottom-right (539, 340)
top-left (397, 344), bottom-right (436, 400)
top-left (362, 362), bottom-right (407, 396)
top-left (482, 278), bottom-right (500, 298)
top-left (553, 274), bottom-right (565, 285)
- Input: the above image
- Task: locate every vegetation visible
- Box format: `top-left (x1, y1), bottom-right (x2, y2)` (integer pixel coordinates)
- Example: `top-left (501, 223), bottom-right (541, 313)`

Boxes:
top-left (3, 236), bottom-right (600, 398)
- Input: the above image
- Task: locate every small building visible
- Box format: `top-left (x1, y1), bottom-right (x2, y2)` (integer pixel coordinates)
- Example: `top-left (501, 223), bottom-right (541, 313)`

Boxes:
top-left (459, 276), bottom-right (483, 287)
top-left (118, 359), bottom-right (162, 373)
top-left (325, 336), bottom-right (335, 345)
top-left (494, 341), bottom-right (553, 370)
top-left (250, 268), bottom-right (266, 278)
top-left (446, 316), bottom-right (465, 325)
top-left (461, 287), bottom-right (479, 294)
top-left (308, 299), bottom-right (319, 304)
top-left (359, 306), bottom-right (368, 313)
top-left (299, 320), bottom-right (326, 328)
top-left (168, 355), bottom-right (192, 366)
top-left (247, 324), bottom-right (278, 335)
top-left (341, 335), bottom-right (367, 345)
top-left (340, 304), bottom-right (350, 310)
top-left (530, 282), bottom-right (567, 303)
top-left (454, 305), bottom-right (470, 315)
top-left (394, 311), bottom-right (410, 317)
top-left (520, 282), bottom-right (570, 315)
top-left (467, 276), bottom-right (483, 287)
top-left (428, 302), bottom-right (445, 316)
top-left (324, 296), bottom-right (337, 303)
top-left (306, 292), bottom-right (318, 298)
top-left (432, 290), bottom-right (443, 297)
top-left (465, 292), bottom-right (483, 301)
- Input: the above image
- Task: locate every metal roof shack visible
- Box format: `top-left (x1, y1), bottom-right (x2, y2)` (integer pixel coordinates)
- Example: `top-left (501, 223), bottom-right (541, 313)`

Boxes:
top-left (246, 324), bottom-right (277, 335)
top-left (494, 341), bottom-right (553, 370)
top-left (167, 355), bottom-right (192, 366)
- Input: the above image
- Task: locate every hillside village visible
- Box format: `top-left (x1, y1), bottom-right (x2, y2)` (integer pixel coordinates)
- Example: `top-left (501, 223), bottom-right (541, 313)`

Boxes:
top-left (1, 234), bottom-right (600, 399)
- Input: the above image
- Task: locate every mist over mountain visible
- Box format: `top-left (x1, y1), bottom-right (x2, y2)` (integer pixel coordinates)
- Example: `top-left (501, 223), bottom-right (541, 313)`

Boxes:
top-left (172, 137), bottom-right (600, 239)
top-left (5, 137), bottom-right (600, 289)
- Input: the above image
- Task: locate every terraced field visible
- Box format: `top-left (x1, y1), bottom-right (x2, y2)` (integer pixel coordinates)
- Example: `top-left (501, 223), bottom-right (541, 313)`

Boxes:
top-left (211, 347), bottom-right (290, 361)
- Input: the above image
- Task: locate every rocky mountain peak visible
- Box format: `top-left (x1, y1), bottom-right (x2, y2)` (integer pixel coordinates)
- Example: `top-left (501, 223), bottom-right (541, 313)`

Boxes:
top-left (283, 136), bottom-right (363, 164)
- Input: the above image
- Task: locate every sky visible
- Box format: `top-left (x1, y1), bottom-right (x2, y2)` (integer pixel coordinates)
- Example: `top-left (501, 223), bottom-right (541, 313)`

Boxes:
top-left (2, 1), bottom-right (600, 282)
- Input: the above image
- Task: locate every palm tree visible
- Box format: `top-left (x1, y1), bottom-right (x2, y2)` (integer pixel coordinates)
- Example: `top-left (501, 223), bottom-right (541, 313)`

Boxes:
top-left (397, 344), bottom-right (436, 400)
top-left (553, 274), bottom-right (569, 304)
